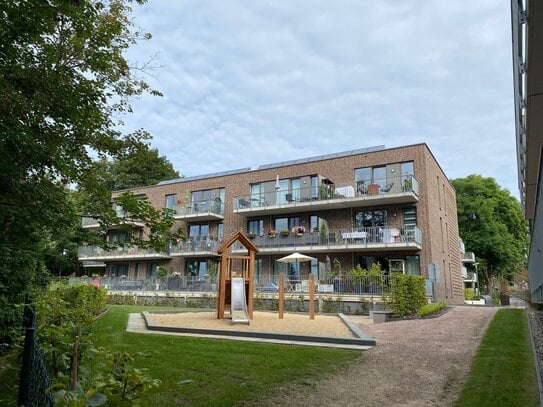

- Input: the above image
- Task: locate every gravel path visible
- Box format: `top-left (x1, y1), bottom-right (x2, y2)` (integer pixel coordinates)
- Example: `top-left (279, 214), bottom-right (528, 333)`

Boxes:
top-left (527, 311), bottom-right (543, 394)
top-left (240, 306), bottom-right (497, 407)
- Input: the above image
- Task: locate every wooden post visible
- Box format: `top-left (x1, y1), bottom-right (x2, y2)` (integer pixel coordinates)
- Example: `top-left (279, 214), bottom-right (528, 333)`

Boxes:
top-left (309, 274), bottom-right (315, 320)
top-left (279, 272), bottom-right (284, 319)
top-left (70, 326), bottom-right (81, 391)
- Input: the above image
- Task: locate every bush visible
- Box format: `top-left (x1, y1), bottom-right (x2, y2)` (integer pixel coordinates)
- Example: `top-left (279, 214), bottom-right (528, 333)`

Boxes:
top-left (389, 274), bottom-right (427, 317)
top-left (464, 288), bottom-right (475, 300)
top-left (34, 282), bottom-right (108, 378)
top-left (418, 302), bottom-right (446, 317)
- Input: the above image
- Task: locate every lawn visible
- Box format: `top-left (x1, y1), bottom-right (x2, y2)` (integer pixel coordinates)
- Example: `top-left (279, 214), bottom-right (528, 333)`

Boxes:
top-left (89, 305), bottom-right (359, 406)
top-left (455, 308), bottom-right (539, 407)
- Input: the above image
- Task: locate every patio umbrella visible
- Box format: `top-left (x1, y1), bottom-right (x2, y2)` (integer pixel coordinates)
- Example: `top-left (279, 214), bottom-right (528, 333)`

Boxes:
top-left (275, 174), bottom-right (280, 191)
top-left (277, 252), bottom-right (316, 278)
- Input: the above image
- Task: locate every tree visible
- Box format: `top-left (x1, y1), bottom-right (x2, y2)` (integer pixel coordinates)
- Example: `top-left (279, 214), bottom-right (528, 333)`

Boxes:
top-left (0, 0), bottom-right (174, 349)
top-left (452, 175), bottom-right (528, 291)
top-left (93, 141), bottom-right (180, 191)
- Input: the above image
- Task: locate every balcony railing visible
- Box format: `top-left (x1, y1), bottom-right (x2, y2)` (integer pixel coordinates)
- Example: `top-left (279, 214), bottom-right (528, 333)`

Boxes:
top-left (462, 252), bottom-right (476, 263)
top-left (172, 199), bottom-right (224, 220)
top-left (78, 245), bottom-right (171, 260)
top-left (233, 174), bottom-right (419, 213)
top-left (239, 225), bottom-right (421, 252)
top-left (68, 274), bottom-right (396, 295)
top-left (169, 236), bottom-right (222, 256)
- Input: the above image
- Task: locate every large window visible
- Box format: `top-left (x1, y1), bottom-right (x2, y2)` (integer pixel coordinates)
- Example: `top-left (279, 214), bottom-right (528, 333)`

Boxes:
top-left (405, 256), bottom-right (420, 275)
top-left (186, 259), bottom-right (207, 279)
top-left (275, 216), bottom-right (300, 233)
top-left (189, 224), bottom-right (209, 239)
top-left (401, 161), bottom-right (414, 190)
top-left (165, 194), bottom-right (176, 209)
top-left (217, 223), bottom-right (224, 242)
top-left (355, 166), bottom-right (386, 190)
top-left (108, 231), bottom-right (127, 244)
top-left (108, 263), bottom-right (128, 277)
top-left (403, 207), bottom-right (417, 241)
top-left (191, 188), bottom-right (225, 213)
top-left (354, 210), bottom-right (387, 228)
top-left (247, 219), bottom-right (264, 236)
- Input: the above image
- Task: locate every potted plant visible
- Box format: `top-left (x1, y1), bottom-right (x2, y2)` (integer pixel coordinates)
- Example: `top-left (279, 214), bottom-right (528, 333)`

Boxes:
top-left (403, 177), bottom-right (413, 191)
top-left (294, 226), bottom-right (305, 236)
top-left (206, 259), bottom-right (219, 289)
top-left (248, 232), bottom-right (256, 238)
top-left (319, 224), bottom-right (328, 244)
top-left (280, 229), bottom-right (289, 236)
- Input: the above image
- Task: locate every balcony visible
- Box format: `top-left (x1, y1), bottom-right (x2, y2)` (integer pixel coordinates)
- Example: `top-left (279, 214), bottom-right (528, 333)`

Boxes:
top-left (78, 245), bottom-right (171, 261)
top-left (462, 252), bottom-right (476, 263)
top-left (172, 199), bottom-right (224, 221)
top-left (233, 175), bottom-right (419, 216)
top-left (463, 271), bottom-right (478, 283)
top-left (234, 226), bottom-right (421, 254)
top-left (81, 215), bottom-right (145, 229)
top-left (169, 237), bottom-right (221, 257)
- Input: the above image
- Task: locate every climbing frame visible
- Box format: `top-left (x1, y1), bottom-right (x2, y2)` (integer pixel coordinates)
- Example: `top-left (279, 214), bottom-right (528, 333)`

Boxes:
top-left (216, 231), bottom-right (258, 319)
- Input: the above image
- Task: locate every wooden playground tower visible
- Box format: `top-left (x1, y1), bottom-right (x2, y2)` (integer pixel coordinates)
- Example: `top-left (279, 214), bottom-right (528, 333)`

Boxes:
top-left (216, 231), bottom-right (259, 320)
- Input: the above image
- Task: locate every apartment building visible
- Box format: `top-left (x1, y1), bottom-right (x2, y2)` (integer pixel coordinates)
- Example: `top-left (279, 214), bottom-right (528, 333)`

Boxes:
top-left (512, 0), bottom-right (543, 303)
top-left (78, 143), bottom-right (465, 304)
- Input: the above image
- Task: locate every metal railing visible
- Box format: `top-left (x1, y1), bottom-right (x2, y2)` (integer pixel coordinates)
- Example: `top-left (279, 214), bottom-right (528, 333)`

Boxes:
top-left (172, 199), bottom-right (224, 216)
top-left (170, 237), bottom-right (221, 254)
top-left (69, 274), bottom-right (393, 295)
top-left (77, 245), bottom-right (170, 258)
top-left (233, 174), bottom-right (419, 210)
top-left (78, 225), bottom-right (420, 260)
top-left (70, 275), bottom-right (219, 292)
top-left (240, 225), bottom-right (421, 249)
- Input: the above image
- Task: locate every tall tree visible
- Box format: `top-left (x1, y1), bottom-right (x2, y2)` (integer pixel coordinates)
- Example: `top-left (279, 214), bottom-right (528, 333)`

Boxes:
top-left (0, 0), bottom-right (175, 348)
top-left (94, 141), bottom-right (180, 191)
top-left (452, 175), bottom-right (528, 291)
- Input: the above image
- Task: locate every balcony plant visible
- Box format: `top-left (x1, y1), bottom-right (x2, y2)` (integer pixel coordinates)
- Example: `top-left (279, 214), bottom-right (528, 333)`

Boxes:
top-left (248, 232), bottom-right (256, 238)
top-left (403, 177), bottom-right (413, 191)
top-left (279, 229), bottom-right (289, 236)
top-left (293, 226), bottom-right (305, 236)
top-left (319, 224), bottom-right (327, 244)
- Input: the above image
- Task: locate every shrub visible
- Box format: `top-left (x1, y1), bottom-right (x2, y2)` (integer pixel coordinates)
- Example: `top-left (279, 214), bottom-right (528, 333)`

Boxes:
top-left (418, 302), bottom-right (446, 317)
top-left (389, 274), bottom-right (427, 317)
top-left (464, 288), bottom-right (475, 300)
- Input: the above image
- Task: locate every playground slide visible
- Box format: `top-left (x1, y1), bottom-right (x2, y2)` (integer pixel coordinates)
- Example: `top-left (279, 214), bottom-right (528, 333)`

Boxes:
top-left (231, 277), bottom-right (250, 324)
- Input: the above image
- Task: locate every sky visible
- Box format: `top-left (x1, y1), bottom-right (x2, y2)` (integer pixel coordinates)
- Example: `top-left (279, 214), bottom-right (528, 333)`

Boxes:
top-left (122, 0), bottom-right (518, 197)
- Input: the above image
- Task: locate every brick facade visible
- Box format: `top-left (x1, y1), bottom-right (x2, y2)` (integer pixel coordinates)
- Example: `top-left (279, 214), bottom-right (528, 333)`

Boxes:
top-left (82, 143), bottom-right (465, 304)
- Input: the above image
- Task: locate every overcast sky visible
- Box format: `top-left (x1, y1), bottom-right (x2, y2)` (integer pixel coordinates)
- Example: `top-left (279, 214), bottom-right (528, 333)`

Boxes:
top-left (123, 0), bottom-right (518, 197)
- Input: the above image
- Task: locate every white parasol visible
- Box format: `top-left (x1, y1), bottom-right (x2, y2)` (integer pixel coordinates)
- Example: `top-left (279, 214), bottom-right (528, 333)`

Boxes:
top-left (277, 252), bottom-right (316, 278)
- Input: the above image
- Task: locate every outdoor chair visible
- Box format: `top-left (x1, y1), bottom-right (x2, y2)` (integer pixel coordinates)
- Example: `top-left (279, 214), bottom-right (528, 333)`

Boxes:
top-left (380, 182), bottom-right (394, 193)
top-left (286, 193), bottom-right (296, 203)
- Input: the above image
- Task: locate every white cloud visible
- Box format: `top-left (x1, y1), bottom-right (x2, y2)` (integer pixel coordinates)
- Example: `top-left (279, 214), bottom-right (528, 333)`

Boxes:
top-left (123, 0), bottom-right (518, 196)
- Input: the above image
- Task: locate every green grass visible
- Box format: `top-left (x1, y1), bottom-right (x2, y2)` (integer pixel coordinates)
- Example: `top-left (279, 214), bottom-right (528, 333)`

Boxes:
top-left (89, 305), bottom-right (359, 406)
top-left (0, 351), bottom-right (19, 406)
top-left (455, 309), bottom-right (539, 407)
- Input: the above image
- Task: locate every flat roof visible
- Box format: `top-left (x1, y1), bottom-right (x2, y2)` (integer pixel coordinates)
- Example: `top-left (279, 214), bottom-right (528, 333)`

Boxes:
top-left (157, 145), bottom-right (385, 186)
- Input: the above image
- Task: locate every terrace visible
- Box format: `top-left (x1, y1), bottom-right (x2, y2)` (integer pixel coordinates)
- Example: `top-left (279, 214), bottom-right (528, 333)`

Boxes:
top-left (235, 225), bottom-right (422, 254)
top-left (77, 245), bottom-right (171, 261)
top-left (233, 174), bottom-right (419, 216)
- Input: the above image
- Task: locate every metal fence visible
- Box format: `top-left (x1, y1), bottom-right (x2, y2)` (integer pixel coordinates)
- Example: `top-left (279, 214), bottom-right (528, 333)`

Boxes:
top-left (69, 274), bottom-right (392, 295)
top-left (18, 306), bottom-right (54, 407)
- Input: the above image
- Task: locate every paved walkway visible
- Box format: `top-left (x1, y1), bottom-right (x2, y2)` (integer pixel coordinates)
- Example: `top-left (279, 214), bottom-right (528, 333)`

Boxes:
top-left (242, 306), bottom-right (498, 407)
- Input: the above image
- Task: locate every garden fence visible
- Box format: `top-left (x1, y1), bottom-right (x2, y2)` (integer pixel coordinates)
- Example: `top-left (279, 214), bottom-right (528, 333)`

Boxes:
top-left (18, 306), bottom-right (54, 407)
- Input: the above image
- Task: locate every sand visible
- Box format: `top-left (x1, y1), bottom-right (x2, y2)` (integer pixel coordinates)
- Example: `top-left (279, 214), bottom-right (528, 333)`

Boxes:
top-left (144, 311), bottom-right (360, 338)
